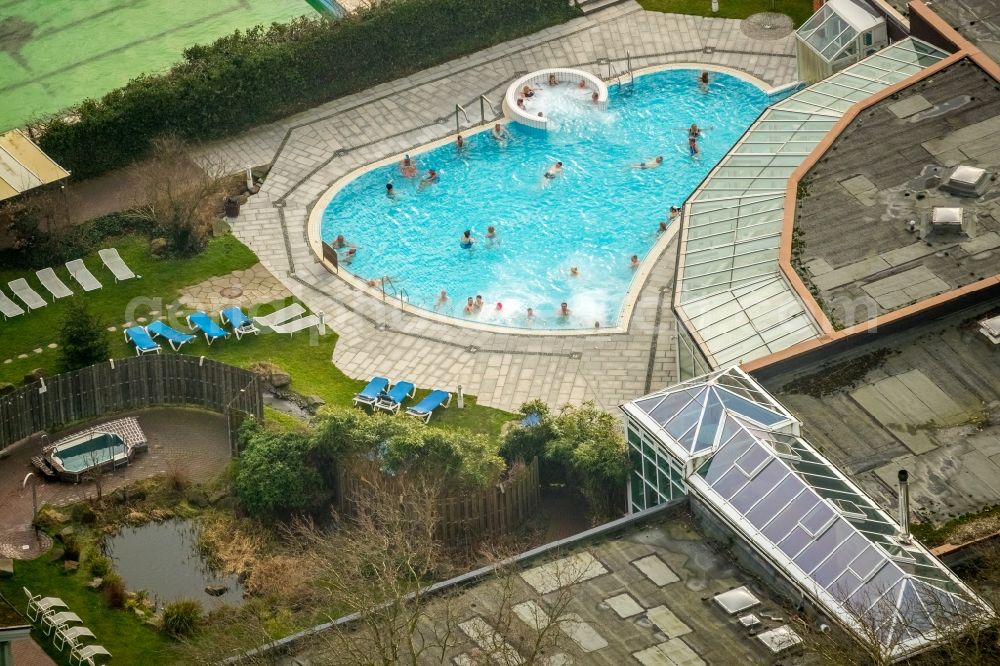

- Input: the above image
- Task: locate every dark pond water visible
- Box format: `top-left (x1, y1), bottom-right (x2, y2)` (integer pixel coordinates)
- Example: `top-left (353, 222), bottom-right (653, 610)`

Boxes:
top-left (105, 519), bottom-right (244, 610)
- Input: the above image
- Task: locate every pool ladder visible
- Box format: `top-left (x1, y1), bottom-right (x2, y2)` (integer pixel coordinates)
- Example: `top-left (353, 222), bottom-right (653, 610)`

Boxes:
top-left (380, 277), bottom-right (409, 306)
top-left (454, 95), bottom-right (500, 132)
top-left (605, 52), bottom-right (635, 93)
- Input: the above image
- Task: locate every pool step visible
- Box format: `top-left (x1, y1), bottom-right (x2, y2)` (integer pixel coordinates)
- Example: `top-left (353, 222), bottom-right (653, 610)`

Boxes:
top-left (577, 0), bottom-right (634, 15)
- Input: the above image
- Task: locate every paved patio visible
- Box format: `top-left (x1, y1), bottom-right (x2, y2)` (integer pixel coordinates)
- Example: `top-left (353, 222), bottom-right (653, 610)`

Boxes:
top-left (0, 408), bottom-right (230, 559)
top-left (196, 4), bottom-right (801, 412)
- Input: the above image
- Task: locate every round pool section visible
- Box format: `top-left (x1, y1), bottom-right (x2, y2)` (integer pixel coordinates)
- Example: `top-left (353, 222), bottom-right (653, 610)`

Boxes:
top-left (505, 68), bottom-right (608, 130)
top-left (319, 68), bottom-right (773, 330)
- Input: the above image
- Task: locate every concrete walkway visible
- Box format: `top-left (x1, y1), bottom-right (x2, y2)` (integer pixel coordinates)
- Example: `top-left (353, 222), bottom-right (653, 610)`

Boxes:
top-left (195, 4), bottom-right (799, 412)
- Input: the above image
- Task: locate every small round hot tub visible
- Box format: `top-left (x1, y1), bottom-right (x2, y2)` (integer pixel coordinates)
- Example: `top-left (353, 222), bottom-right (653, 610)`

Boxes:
top-left (504, 67), bottom-right (608, 130)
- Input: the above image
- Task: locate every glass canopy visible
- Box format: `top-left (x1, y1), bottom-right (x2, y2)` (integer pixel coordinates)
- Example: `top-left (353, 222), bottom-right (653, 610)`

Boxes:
top-left (797, 0), bottom-right (881, 64)
top-left (623, 369), bottom-right (994, 660)
top-left (675, 39), bottom-right (948, 368)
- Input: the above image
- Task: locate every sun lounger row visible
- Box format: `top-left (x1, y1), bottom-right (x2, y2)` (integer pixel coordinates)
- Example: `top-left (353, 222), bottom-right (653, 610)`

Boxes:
top-left (0, 249), bottom-right (137, 320)
top-left (353, 376), bottom-right (451, 423)
top-left (23, 587), bottom-right (110, 665)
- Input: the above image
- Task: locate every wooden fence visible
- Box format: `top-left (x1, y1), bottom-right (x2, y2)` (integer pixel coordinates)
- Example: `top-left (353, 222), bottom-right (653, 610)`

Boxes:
top-left (0, 355), bottom-right (263, 451)
top-left (338, 458), bottom-right (541, 548)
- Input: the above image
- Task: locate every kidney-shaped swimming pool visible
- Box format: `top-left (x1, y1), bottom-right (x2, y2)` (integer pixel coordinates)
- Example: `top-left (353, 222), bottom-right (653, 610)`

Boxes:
top-left (319, 69), bottom-right (774, 329)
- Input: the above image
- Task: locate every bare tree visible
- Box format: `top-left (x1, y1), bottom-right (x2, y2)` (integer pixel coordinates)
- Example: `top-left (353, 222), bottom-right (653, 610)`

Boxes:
top-left (128, 136), bottom-right (229, 257)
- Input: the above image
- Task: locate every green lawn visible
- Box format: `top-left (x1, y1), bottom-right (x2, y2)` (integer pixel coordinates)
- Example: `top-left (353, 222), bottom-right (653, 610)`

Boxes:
top-left (0, 234), bottom-right (257, 385)
top-left (0, 555), bottom-right (176, 665)
top-left (1, 236), bottom-right (513, 436)
top-left (638, 0), bottom-right (816, 27)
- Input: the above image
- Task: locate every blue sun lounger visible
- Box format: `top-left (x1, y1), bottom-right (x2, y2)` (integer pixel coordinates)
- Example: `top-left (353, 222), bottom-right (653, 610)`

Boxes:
top-left (220, 306), bottom-right (260, 340)
top-left (186, 311), bottom-right (229, 345)
top-left (353, 376), bottom-right (390, 408)
top-left (374, 381), bottom-right (416, 415)
top-left (405, 389), bottom-right (452, 423)
top-left (124, 326), bottom-right (161, 355)
top-left (147, 320), bottom-right (196, 351)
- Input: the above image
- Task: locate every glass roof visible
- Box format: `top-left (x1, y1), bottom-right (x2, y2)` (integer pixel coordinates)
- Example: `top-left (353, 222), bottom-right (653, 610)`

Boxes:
top-left (675, 39), bottom-right (948, 368)
top-left (627, 367), bottom-right (793, 456)
top-left (797, 0), bottom-right (882, 64)
top-left (624, 369), bottom-right (994, 659)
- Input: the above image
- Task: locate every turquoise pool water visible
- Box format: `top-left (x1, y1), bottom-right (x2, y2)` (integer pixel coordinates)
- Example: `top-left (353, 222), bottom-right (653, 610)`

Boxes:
top-left (56, 433), bottom-right (125, 473)
top-left (320, 70), bottom-right (773, 329)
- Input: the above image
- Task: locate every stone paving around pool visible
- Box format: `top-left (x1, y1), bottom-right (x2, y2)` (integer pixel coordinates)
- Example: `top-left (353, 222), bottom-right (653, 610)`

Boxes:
top-left (0, 408), bottom-right (230, 559)
top-left (194, 4), bottom-right (800, 412)
top-left (179, 262), bottom-right (290, 313)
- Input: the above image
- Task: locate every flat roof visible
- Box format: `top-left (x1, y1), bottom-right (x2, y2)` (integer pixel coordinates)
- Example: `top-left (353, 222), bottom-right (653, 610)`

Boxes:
top-left (290, 511), bottom-right (804, 665)
top-left (675, 38), bottom-right (949, 368)
top-left (758, 297), bottom-right (1000, 529)
top-left (793, 58), bottom-right (1000, 323)
top-left (923, 0), bottom-right (1000, 66)
top-left (622, 367), bottom-right (994, 660)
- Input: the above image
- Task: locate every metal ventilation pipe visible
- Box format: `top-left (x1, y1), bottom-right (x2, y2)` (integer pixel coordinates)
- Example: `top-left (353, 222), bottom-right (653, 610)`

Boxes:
top-left (897, 469), bottom-right (911, 544)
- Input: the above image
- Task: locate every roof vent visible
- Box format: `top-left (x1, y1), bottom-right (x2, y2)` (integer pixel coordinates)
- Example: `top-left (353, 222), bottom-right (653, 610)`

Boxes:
top-left (922, 206), bottom-right (974, 239)
top-left (941, 165), bottom-right (989, 197)
top-left (897, 469), bottom-right (911, 545)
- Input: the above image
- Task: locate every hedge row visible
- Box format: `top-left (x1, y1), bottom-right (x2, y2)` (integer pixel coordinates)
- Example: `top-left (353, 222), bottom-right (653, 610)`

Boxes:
top-left (37, 0), bottom-right (579, 179)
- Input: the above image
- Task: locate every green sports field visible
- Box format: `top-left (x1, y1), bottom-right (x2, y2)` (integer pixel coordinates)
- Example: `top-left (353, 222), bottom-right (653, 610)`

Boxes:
top-left (0, 0), bottom-right (323, 132)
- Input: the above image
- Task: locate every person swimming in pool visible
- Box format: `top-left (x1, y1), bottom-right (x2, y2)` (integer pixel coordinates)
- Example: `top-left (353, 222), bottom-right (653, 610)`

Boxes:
top-left (631, 254), bottom-right (640, 269)
top-left (342, 247), bottom-right (357, 265)
top-left (385, 182), bottom-right (396, 198)
top-left (569, 266), bottom-right (579, 277)
top-left (419, 169), bottom-right (439, 190)
top-left (474, 295), bottom-right (484, 311)
top-left (544, 161), bottom-right (563, 180)
top-left (400, 154), bottom-right (417, 178)
top-left (492, 123), bottom-right (509, 142)
top-left (688, 124), bottom-right (702, 140)
top-left (526, 307), bottom-right (535, 321)
top-left (486, 226), bottom-right (497, 243)
top-left (435, 290), bottom-right (448, 309)
top-left (460, 230), bottom-right (474, 248)
top-left (559, 302), bottom-right (571, 318)
top-left (464, 297), bottom-right (475, 314)
top-left (633, 156), bottom-right (663, 169)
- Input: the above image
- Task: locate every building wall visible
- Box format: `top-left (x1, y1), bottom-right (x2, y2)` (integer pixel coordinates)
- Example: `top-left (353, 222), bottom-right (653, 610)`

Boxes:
top-left (627, 421), bottom-right (688, 513)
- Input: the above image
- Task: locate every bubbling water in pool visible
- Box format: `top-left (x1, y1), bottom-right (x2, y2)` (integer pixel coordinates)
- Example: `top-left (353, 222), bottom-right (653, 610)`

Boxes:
top-left (321, 69), bottom-right (773, 329)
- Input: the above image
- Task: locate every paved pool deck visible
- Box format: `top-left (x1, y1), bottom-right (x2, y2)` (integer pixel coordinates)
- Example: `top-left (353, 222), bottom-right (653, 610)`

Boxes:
top-left (196, 4), bottom-right (800, 412)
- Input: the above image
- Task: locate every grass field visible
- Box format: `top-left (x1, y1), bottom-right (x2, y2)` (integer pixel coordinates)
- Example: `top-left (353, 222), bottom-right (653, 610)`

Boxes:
top-left (638, 0), bottom-right (816, 27)
top-left (0, 233), bottom-right (513, 436)
top-left (0, 0), bottom-right (320, 132)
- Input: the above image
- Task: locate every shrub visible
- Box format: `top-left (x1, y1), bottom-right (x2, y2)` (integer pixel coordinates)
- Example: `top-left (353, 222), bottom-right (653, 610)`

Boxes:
top-left (162, 598), bottom-right (203, 637)
top-left (35, 0), bottom-right (578, 178)
top-left (102, 573), bottom-right (127, 609)
top-left (61, 534), bottom-right (81, 562)
top-left (57, 299), bottom-right (110, 373)
top-left (234, 421), bottom-right (322, 516)
top-left (88, 553), bottom-right (113, 578)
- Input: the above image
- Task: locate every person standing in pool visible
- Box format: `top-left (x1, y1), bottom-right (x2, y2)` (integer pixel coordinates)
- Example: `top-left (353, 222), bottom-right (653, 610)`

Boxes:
top-left (385, 183), bottom-right (396, 199)
top-left (456, 134), bottom-right (465, 150)
top-left (591, 91), bottom-right (600, 104)
top-left (658, 221), bottom-right (668, 235)
top-left (486, 226), bottom-right (497, 245)
top-left (548, 73), bottom-right (558, 86)
top-left (699, 71), bottom-right (710, 93)
top-left (460, 230), bottom-right (474, 248)
top-left (400, 155), bottom-right (417, 178)
top-left (559, 302), bottom-right (571, 318)
top-left (474, 295), bottom-right (484, 312)
top-left (464, 297), bottom-right (475, 314)
top-left (631, 254), bottom-right (640, 269)
top-left (419, 169), bottom-right (439, 190)
top-left (526, 307), bottom-right (535, 321)
top-left (492, 123), bottom-right (509, 142)
top-left (435, 290), bottom-right (449, 309)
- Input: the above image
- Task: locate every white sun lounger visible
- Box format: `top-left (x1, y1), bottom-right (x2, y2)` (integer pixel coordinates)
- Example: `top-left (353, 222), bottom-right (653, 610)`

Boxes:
top-left (36, 268), bottom-right (73, 299)
top-left (269, 314), bottom-right (320, 335)
top-left (0, 290), bottom-right (25, 319)
top-left (8, 278), bottom-right (46, 310)
top-left (66, 259), bottom-right (102, 292)
top-left (254, 303), bottom-right (305, 328)
top-left (70, 644), bottom-right (111, 666)
top-left (98, 248), bottom-right (137, 282)
top-left (55, 624), bottom-right (96, 652)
